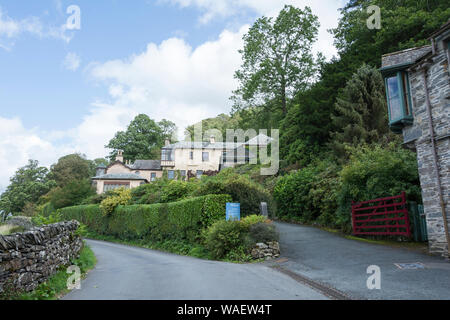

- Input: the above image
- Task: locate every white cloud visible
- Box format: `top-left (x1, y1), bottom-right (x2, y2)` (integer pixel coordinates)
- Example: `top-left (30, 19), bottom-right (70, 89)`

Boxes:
top-left (164, 0), bottom-right (346, 59)
top-left (0, 6), bottom-right (73, 50)
top-left (0, 117), bottom-right (72, 193)
top-left (63, 52), bottom-right (81, 71)
top-left (86, 26), bottom-right (247, 143)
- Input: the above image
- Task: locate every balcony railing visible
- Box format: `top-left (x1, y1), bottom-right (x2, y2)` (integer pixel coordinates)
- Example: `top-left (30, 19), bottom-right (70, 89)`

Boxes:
top-left (161, 160), bottom-right (175, 167)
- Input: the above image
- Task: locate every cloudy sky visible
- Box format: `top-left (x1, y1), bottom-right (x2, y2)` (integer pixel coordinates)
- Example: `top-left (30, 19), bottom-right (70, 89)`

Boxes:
top-left (0, 0), bottom-right (346, 191)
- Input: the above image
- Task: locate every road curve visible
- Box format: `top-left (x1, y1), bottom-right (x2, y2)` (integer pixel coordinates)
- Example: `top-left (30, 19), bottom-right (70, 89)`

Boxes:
top-left (63, 240), bottom-right (328, 300)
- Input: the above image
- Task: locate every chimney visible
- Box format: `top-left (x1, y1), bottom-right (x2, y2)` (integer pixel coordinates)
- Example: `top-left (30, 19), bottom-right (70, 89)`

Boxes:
top-left (165, 139), bottom-right (171, 147)
top-left (116, 150), bottom-right (124, 163)
top-left (210, 135), bottom-right (215, 144)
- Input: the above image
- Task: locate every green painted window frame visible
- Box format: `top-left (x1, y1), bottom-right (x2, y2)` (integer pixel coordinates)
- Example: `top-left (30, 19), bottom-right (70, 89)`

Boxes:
top-left (384, 70), bottom-right (413, 126)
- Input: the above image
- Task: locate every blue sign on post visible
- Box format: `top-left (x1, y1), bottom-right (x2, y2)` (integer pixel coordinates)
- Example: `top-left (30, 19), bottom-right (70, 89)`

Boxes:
top-left (226, 203), bottom-right (241, 221)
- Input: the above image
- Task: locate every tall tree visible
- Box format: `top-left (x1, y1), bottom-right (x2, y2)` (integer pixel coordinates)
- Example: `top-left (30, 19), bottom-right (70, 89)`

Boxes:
top-left (329, 64), bottom-right (394, 159)
top-left (0, 160), bottom-right (55, 214)
top-left (158, 119), bottom-right (177, 141)
top-left (48, 154), bottom-right (92, 187)
top-left (231, 5), bottom-right (320, 119)
top-left (331, 0), bottom-right (450, 68)
top-left (106, 114), bottom-right (165, 162)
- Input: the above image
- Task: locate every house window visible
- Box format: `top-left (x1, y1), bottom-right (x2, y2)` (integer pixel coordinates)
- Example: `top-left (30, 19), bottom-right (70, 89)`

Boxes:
top-left (384, 71), bottom-right (413, 128)
top-left (151, 173), bottom-right (156, 182)
top-left (103, 182), bottom-right (130, 192)
top-left (180, 170), bottom-right (186, 177)
top-left (168, 170), bottom-right (175, 180)
top-left (162, 149), bottom-right (174, 161)
top-left (196, 170), bottom-right (203, 179)
top-left (190, 151), bottom-right (194, 160)
top-left (202, 152), bottom-right (209, 162)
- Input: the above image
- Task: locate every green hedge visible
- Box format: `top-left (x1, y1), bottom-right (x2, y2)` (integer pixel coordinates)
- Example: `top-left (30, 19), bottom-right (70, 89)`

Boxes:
top-left (60, 194), bottom-right (232, 242)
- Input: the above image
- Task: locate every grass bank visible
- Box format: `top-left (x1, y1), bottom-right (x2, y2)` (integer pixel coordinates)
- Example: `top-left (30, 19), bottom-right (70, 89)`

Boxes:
top-left (0, 242), bottom-right (96, 300)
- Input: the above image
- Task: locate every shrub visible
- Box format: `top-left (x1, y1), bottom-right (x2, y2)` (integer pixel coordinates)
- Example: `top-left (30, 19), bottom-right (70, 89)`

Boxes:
top-left (247, 222), bottom-right (279, 244)
top-left (273, 159), bottom-right (341, 226)
top-left (273, 165), bottom-right (318, 222)
top-left (61, 194), bottom-right (232, 243)
top-left (100, 188), bottom-right (132, 216)
top-left (195, 169), bottom-right (274, 217)
top-left (336, 143), bottom-right (421, 232)
top-left (203, 214), bottom-right (276, 260)
top-left (130, 179), bottom-right (199, 205)
top-left (240, 214), bottom-right (270, 228)
top-left (32, 211), bottom-right (63, 226)
top-left (49, 179), bottom-right (96, 209)
top-left (37, 202), bottom-right (56, 217)
top-left (204, 220), bottom-right (248, 259)
top-left (22, 202), bottom-right (37, 217)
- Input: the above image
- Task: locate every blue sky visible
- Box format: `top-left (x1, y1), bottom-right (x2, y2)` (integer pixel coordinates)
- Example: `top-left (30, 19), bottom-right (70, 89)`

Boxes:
top-left (0, 0), bottom-right (345, 191)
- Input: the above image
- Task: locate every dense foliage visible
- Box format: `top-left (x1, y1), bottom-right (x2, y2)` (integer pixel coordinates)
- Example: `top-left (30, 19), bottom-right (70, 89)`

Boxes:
top-left (60, 194), bottom-right (232, 243)
top-left (193, 169), bottom-right (274, 217)
top-left (329, 64), bottom-right (393, 159)
top-left (274, 144), bottom-right (421, 232)
top-left (204, 215), bottom-right (277, 260)
top-left (48, 154), bottom-right (92, 187)
top-left (99, 188), bottom-right (132, 216)
top-left (0, 160), bottom-right (56, 214)
top-left (106, 114), bottom-right (177, 162)
top-left (48, 179), bottom-right (96, 210)
top-left (232, 5), bottom-right (321, 128)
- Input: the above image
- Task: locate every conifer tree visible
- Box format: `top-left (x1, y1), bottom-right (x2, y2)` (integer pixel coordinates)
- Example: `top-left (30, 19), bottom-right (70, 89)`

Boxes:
top-left (329, 64), bottom-right (392, 159)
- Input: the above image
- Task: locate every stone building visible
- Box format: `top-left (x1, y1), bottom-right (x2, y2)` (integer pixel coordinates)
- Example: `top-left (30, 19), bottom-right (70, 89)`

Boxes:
top-left (381, 20), bottom-right (450, 257)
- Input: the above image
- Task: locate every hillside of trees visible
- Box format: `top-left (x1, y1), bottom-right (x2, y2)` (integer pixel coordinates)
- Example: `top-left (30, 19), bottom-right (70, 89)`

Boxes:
top-left (1, 1), bottom-right (448, 232)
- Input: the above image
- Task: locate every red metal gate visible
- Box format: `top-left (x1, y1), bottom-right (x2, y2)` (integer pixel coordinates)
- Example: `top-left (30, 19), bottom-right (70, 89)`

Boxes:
top-left (351, 191), bottom-right (411, 237)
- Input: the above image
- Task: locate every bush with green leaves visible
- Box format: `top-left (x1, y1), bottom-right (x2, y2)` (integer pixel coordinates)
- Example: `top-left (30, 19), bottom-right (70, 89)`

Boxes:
top-left (61, 194), bottom-right (232, 243)
top-left (204, 220), bottom-right (248, 259)
top-left (273, 164), bottom-right (318, 222)
top-left (49, 179), bottom-right (96, 210)
top-left (131, 179), bottom-right (198, 205)
top-left (336, 143), bottom-right (421, 232)
top-left (194, 168), bottom-right (274, 217)
top-left (100, 188), bottom-right (132, 216)
top-left (247, 222), bottom-right (279, 244)
top-left (240, 214), bottom-right (270, 228)
top-left (203, 215), bottom-right (277, 260)
top-left (32, 211), bottom-right (63, 226)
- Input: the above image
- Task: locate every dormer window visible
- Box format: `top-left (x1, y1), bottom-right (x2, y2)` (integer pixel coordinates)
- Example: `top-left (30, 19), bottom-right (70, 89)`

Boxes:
top-left (382, 68), bottom-right (413, 133)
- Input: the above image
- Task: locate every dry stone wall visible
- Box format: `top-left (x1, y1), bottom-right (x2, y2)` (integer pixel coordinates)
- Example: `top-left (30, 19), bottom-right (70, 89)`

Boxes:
top-left (0, 221), bottom-right (82, 293)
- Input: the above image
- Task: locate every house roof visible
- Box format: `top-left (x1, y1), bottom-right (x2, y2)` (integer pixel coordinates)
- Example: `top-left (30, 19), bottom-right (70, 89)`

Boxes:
top-left (130, 160), bottom-right (161, 170)
top-left (92, 173), bottom-right (148, 181)
top-left (163, 141), bottom-right (244, 150)
top-left (163, 134), bottom-right (274, 150)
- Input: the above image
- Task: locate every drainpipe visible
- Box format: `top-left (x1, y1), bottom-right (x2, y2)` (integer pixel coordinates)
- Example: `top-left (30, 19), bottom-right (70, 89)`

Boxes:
top-left (421, 64), bottom-right (450, 258)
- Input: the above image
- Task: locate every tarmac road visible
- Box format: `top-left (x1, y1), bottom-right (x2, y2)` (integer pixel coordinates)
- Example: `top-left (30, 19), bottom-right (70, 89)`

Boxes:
top-left (63, 239), bottom-right (328, 300)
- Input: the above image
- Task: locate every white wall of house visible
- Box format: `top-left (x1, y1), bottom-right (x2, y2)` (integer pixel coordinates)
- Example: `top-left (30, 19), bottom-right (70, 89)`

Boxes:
top-left (170, 148), bottom-right (223, 172)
